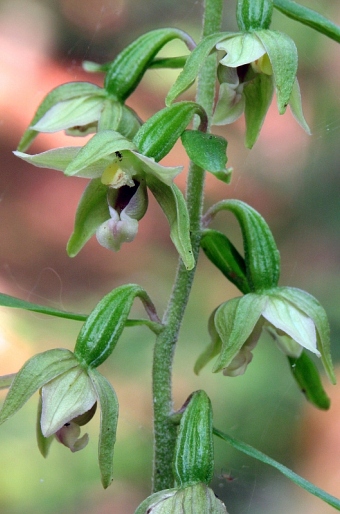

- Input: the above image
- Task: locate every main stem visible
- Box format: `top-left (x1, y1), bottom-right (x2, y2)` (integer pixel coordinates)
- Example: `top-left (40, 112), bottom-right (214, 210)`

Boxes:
top-left (152, 0), bottom-right (224, 492)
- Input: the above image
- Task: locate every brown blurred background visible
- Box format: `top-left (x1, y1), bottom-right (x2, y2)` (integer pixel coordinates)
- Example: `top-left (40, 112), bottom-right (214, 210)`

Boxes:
top-left (0, 0), bottom-right (340, 513)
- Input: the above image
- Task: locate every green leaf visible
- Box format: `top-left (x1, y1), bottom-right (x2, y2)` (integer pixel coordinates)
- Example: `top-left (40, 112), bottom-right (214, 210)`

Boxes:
top-left (133, 102), bottom-right (206, 162)
top-left (67, 178), bottom-right (109, 257)
top-left (166, 32), bottom-right (235, 106)
top-left (17, 82), bottom-right (104, 152)
top-left (200, 229), bottom-right (250, 294)
top-left (74, 284), bottom-right (158, 368)
top-left (273, 0), bottom-right (340, 44)
top-left (203, 199), bottom-right (281, 291)
top-left (237, 0), bottom-right (273, 31)
top-left (213, 294), bottom-right (266, 372)
top-left (0, 292), bottom-right (87, 321)
top-left (0, 349), bottom-right (79, 425)
top-left (89, 369), bottom-right (119, 489)
top-left (181, 131), bottom-right (231, 183)
top-left (255, 30), bottom-right (298, 114)
top-left (288, 351), bottom-right (330, 410)
top-left (173, 391), bottom-right (214, 487)
top-left (277, 287), bottom-right (335, 384)
top-left (0, 293), bottom-right (161, 333)
top-left (244, 72), bottom-right (274, 148)
top-left (213, 427), bottom-right (340, 511)
top-left (104, 28), bottom-right (195, 100)
top-left (146, 175), bottom-right (194, 270)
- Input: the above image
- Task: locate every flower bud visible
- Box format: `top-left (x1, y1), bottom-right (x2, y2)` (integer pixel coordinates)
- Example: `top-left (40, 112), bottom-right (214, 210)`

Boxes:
top-left (173, 391), bottom-right (214, 487)
top-left (134, 483), bottom-right (228, 513)
top-left (236, 0), bottom-right (273, 31)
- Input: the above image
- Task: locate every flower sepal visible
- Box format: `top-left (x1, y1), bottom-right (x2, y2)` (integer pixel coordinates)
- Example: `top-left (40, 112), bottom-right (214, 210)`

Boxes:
top-left (288, 351), bottom-right (331, 410)
top-left (0, 348), bottom-right (79, 426)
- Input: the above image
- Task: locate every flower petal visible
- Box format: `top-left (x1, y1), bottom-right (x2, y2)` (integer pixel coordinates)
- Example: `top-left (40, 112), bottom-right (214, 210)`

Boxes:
top-left (194, 310), bottom-right (222, 375)
top-left (41, 367), bottom-right (97, 437)
top-left (213, 294), bottom-right (266, 373)
top-left (96, 213), bottom-right (139, 251)
top-left (31, 96), bottom-right (105, 133)
top-left (262, 295), bottom-right (319, 355)
top-left (222, 347), bottom-right (254, 377)
top-left (213, 82), bottom-right (245, 125)
top-left (64, 130), bottom-right (137, 177)
top-left (217, 33), bottom-right (266, 67)
top-left (17, 81), bottom-right (104, 151)
top-left (133, 152), bottom-right (182, 186)
top-left (55, 422), bottom-right (89, 452)
top-left (276, 287), bottom-right (335, 384)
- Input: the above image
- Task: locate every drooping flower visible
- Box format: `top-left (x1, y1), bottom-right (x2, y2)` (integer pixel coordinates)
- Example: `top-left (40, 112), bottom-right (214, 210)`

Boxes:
top-left (17, 82), bottom-right (141, 152)
top-left (195, 286), bottom-right (334, 383)
top-left (0, 348), bottom-right (118, 488)
top-left (14, 130), bottom-right (194, 269)
top-left (212, 30), bottom-right (310, 147)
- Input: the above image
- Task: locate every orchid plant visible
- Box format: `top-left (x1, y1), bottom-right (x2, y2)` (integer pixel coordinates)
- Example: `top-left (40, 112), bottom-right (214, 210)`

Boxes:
top-left (1, 0), bottom-right (340, 512)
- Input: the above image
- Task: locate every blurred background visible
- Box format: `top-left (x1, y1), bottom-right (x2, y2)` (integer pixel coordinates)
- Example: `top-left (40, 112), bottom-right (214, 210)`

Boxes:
top-left (0, 0), bottom-right (339, 512)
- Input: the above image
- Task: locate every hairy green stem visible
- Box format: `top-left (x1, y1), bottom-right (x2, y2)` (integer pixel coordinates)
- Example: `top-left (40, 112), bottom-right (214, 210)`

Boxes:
top-left (151, 0), bottom-right (223, 492)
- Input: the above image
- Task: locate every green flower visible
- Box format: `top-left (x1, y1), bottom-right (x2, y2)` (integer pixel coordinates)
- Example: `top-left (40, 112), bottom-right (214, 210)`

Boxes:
top-left (17, 82), bottom-right (141, 153)
top-left (212, 30), bottom-right (310, 147)
top-left (134, 483), bottom-right (228, 514)
top-left (0, 348), bottom-right (118, 488)
top-left (14, 130), bottom-right (194, 269)
top-left (195, 286), bottom-right (335, 384)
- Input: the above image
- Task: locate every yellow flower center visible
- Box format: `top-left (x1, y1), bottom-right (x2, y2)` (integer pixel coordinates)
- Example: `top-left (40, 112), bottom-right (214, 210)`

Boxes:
top-left (101, 162), bottom-right (135, 188)
top-left (251, 54), bottom-right (272, 75)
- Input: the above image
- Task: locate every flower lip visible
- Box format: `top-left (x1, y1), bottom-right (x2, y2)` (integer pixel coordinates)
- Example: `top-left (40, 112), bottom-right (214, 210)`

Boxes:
top-left (216, 33), bottom-right (266, 68)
